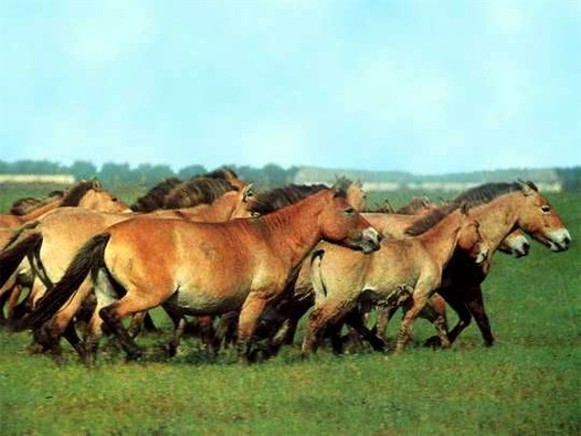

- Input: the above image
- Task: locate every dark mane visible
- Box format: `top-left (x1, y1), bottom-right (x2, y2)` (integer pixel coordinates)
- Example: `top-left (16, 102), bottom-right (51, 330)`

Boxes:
top-left (9, 190), bottom-right (64, 215)
top-left (404, 181), bottom-right (538, 236)
top-left (396, 196), bottom-right (434, 215)
top-left (404, 202), bottom-right (460, 236)
top-left (163, 178), bottom-right (237, 209)
top-left (453, 181), bottom-right (537, 208)
top-left (60, 180), bottom-right (101, 207)
top-left (131, 177), bottom-right (182, 212)
top-left (248, 184), bottom-right (329, 215)
top-left (201, 167), bottom-right (239, 181)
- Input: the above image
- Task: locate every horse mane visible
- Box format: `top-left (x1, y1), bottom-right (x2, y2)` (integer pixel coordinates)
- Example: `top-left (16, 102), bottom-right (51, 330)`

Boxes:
top-left (9, 191), bottom-right (65, 215)
top-left (202, 167), bottom-right (239, 181)
top-left (403, 180), bottom-right (538, 236)
top-left (404, 202), bottom-right (460, 236)
top-left (163, 178), bottom-right (237, 209)
top-left (60, 180), bottom-right (102, 207)
top-left (131, 177), bottom-right (183, 212)
top-left (396, 196), bottom-right (433, 215)
top-left (248, 184), bottom-right (329, 215)
top-left (453, 181), bottom-right (538, 208)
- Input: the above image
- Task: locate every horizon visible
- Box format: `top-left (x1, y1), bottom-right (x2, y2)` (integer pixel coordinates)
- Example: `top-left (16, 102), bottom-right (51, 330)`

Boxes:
top-left (2, 1), bottom-right (580, 174)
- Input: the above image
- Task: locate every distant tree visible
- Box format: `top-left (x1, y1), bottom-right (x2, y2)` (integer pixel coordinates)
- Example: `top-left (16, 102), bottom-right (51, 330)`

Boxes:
top-left (11, 159), bottom-right (64, 174)
top-left (99, 162), bottom-right (132, 185)
top-left (69, 161), bottom-right (97, 180)
top-left (178, 164), bottom-right (206, 179)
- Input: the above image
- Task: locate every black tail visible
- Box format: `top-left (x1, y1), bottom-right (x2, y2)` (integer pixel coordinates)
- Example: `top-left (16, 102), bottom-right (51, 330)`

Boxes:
top-left (0, 231), bottom-right (42, 289)
top-left (14, 233), bottom-right (111, 331)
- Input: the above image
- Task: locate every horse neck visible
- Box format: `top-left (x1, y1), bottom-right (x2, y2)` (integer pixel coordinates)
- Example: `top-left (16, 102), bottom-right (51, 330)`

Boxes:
top-left (470, 193), bottom-right (522, 254)
top-left (175, 193), bottom-right (238, 222)
top-left (417, 211), bottom-right (464, 269)
top-left (19, 198), bottom-right (62, 221)
top-left (257, 191), bottom-right (328, 267)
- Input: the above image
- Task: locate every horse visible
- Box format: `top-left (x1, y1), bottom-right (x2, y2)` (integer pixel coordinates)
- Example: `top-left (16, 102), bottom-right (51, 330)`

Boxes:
top-left (17, 186), bottom-right (381, 364)
top-left (0, 180), bottom-right (129, 323)
top-left (301, 204), bottom-right (488, 355)
top-left (0, 184), bottom-right (255, 356)
top-left (0, 179), bottom-right (129, 230)
top-left (130, 167), bottom-right (245, 212)
top-left (258, 181), bottom-right (571, 352)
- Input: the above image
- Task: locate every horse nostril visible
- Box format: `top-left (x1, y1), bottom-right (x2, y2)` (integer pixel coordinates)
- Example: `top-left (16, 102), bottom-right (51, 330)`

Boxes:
top-left (523, 242), bottom-right (530, 255)
top-left (564, 236), bottom-right (571, 246)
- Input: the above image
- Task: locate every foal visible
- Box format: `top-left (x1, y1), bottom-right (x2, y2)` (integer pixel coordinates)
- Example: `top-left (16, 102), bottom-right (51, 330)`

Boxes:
top-left (302, 205), bottom-right (488, 355)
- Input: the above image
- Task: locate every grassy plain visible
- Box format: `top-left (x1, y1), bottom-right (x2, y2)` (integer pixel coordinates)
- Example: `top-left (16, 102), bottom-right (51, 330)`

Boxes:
top-left (0, 185), bottom-right (579, 435)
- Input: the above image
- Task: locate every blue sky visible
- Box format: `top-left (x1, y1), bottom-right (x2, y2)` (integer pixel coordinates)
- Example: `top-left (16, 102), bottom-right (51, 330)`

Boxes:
top-left (1, 0), bottom-right (580, 174)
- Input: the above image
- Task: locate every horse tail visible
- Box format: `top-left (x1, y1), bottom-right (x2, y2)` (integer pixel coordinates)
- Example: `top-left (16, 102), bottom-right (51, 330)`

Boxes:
top-left (309, 249), bottom-right (327, 301)
top-left (14, 233), bottom-right (111, 332)
top-left (0, 229), bottom-right (42, 289)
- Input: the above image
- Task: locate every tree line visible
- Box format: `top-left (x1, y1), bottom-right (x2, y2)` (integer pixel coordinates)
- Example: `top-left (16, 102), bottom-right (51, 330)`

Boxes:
top-left (0, 160), bottom-right (299, 189)
top-left (0, 159), bottom-right (579, 191)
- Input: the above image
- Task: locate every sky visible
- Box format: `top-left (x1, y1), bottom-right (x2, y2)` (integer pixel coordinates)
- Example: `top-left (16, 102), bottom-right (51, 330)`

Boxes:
top-left (1, 0), bottom-right (580, 175)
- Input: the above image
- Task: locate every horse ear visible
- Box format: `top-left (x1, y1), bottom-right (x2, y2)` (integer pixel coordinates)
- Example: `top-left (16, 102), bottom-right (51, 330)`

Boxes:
top-left (242, 183), bottom-right (255, 202)
top-left (331, 184), bottom-right (347, 199)
top-left (517, 179), bottom-right (536, 196)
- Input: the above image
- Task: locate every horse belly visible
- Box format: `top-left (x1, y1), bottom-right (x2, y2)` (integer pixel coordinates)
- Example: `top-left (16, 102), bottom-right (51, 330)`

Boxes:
top-left (166, 285), bottom-right (249, 316)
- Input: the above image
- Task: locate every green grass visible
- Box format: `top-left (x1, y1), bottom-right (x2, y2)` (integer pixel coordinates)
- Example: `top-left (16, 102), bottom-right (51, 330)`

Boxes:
top-left (0, 187), bottom-right (579, 434)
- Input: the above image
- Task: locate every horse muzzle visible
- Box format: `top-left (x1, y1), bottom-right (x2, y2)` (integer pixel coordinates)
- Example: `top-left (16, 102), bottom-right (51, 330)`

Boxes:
top-left (358, 227), bottom-right (383, 254)
top-left (540, 229), bottom-right (572, 252)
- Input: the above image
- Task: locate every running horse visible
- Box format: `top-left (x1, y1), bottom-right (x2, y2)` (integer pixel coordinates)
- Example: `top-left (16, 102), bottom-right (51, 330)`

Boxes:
top-left (17, 186), bottom-right (382, 364)
top-left (0, 180), bottom-right (129, 323)
top-left (0, 182), bottom-right (255, 355)
top-left (301, 204), bottom-right (488, 355)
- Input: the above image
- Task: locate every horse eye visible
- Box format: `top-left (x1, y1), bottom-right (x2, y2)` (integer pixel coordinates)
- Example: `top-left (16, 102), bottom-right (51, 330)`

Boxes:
top-left (541, 205), bottom-right (550, 213)
top-left (343, 207), bottom-right (355, 215)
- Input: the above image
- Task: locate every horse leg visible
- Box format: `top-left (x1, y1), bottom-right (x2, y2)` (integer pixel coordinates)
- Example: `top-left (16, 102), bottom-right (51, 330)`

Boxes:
top-left (302, 299), bottom-right (354, 357)
top-left (142, 312), bottom-right (158, 332)
top-left (214, 311), bottom-right (238, 349)
top-left (395, 291), bottom-right (431, 352)
top-left (236, 293), bottom-right (270, 363)
top-left (99, 300), bottom-right (144, 362)
top-left (429, 286), bottom-right (471, 346)
top-left (82, 309), bottom-right (106, 366)
top-left (160, 304), bottom-right (185, 358)
top-left (197, 315), bottom-right (219, 355)
top-left (32, 280), bottom-right (95, 355)
top-left (269, 298), bottom-right (313, 349)
top-left (373, 304), bottom-right (399, 343)
top-left (344, 308), bottom-right (388, 352)
top-left (463, 284), bottom-right (495, 346)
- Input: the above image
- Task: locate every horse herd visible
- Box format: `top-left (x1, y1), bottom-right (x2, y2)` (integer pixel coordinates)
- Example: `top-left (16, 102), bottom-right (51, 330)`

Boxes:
top-left (0, 169), bottom-right (572, 365)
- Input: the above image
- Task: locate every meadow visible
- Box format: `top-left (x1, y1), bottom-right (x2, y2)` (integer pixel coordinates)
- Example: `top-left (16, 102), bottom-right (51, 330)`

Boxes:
top-left (0, 185), bottom-right (579, 435)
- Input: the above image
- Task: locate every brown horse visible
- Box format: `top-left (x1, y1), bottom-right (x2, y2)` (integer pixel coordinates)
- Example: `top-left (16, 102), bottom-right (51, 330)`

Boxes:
top-left (130, 167), bottom-right (245, 212)
top-left (259, 181), bottom-right (571, 352)
top-left (301, 205), bottom-right (488, 355)
top-left (372, 227), bottom-right (531, 345)
top-left (18, 187), bottom-right (381, 364)
top-left (0, 180), bottom-right (129, 323)
top-left (0, 180), bottom-right (129, 230)
top-left (0, 184), bottom-right (255, 354)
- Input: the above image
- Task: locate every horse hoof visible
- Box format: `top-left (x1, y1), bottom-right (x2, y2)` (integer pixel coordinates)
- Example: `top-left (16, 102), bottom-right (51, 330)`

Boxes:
top-left (424, 336), bottom-right (442, 348)
top-left (126, 350), bottom-right (143, 361)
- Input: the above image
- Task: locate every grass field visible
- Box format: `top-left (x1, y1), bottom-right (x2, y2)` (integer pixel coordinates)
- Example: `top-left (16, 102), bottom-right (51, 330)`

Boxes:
top-left (0, 186), bottom-right (579, 435)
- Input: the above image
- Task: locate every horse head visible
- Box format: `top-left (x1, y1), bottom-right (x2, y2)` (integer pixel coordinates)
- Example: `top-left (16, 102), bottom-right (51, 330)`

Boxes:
top-left (457, 203), bottom-right (489, 265)
top-left (498, 229), bottom-right (530, 257)
top-left (318, 186), bottom-right (382, 254)
top-left (515, 181), bottom-right (571, 252)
